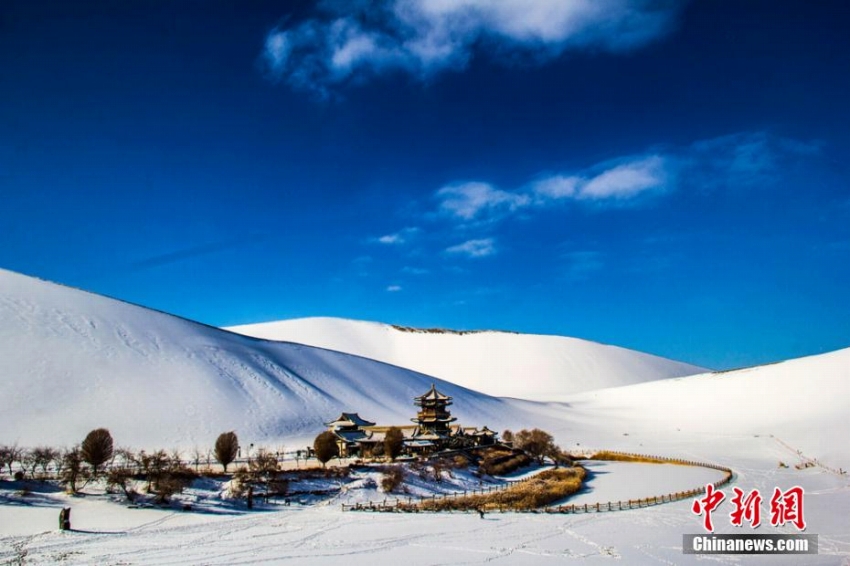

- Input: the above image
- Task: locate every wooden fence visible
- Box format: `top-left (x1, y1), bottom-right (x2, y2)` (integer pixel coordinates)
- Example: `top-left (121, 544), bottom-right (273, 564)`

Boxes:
top-left (341, 475), bottom-right (534, 512)
top-left (341, 450), bottom-right (734, 514)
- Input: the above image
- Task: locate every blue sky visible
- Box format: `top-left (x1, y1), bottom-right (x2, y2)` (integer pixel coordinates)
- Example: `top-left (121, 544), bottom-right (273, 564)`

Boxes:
top-left (2, 0), bottom-right (849, 369)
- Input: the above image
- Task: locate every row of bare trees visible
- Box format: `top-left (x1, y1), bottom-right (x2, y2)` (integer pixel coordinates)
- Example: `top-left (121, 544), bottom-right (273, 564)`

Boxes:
top-left (1, 428), bottom-right (114, 487)
top-left (0, 429), bottom-right (244, 478)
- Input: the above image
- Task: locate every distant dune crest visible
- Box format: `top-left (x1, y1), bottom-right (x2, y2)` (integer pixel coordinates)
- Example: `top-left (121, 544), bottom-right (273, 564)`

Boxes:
top-left (227, 317), bottom-right (708, 401)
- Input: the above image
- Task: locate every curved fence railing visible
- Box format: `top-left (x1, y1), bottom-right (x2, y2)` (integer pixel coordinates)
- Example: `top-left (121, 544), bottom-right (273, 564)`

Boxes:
top-left (341, 450), bottom-right (734, 513)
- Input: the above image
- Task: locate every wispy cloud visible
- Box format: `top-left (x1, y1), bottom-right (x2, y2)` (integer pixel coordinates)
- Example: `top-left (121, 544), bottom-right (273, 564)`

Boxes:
top-left (261, 0), bottom-right (684, 95)
top-left (446, 238), bottom-right (497, 258)
top-left (386, 285), bottom-right (403, 292)
top-left (374, 227), bottom-right (420, 245)
top-left (437, 182), bottom-right (529, 221)
top-left (434, 154), bottom-right (669, 225)
top-left (431, 132), bottom-right (819, 227)
top-left (576, 155), bottom-right (667, 200)
top-left (686, 131), bottom-right (820, 189)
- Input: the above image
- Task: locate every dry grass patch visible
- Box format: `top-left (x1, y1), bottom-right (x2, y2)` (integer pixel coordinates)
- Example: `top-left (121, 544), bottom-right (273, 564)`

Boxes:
top-left (404, 466), bottom-right (586, 512)
top-left (476, 446), bottom-right (532, 476)
top-left (588, 451), bottom-right (670, 464)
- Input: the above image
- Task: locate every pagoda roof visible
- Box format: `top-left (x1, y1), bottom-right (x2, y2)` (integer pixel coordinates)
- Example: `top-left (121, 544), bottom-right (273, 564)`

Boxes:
top-left (414, 383), bottom-right (453, 403)
top-left (471, 426), bottom-right (496, 437)
top-left (333, 429), bottom-right (372, 443)
top-left (409, 431), bottom-right (443, 441)
top-left (325, 412), bottom-right (376, 428)
top-left (411, 415), bottom-right (457, 423)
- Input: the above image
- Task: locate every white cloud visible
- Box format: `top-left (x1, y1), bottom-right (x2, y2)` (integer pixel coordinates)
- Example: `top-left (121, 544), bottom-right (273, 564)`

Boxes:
top-left (375, 227), bottom-right (420, 245)
top-left (262, 0), bottom-right (683, 93)
top-left (532, 175), bottom-right (580, 200)
top-left (577, 155), bottom-right (666, 200)
top-left (378, 234), bottom-right (403, 244)
top-left (446, 238), bottom-right (497, 258)
top-left (429, 131), bottom-right (815, 228)
top-left (263, 31), bottom-right (291, 75)
top-left (386, 285), bottom-right (403, 292)
top-left (436, 182), bottom-right (529, 221)
top-left (434, 155), bottom-right (669, 225)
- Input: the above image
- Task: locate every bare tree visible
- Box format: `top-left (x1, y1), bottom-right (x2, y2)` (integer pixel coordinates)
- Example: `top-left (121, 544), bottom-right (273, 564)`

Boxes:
top-left (513, 429), bottom-right (557, 464)
top-left (106, 450), bottom-right (138, 502)
top-left (0, 445), bottom-right (22, 477)
top-left (20, 449), bottom-right (38, 479)
top-left (384, 427), bottom-right (405, 462)
top-left (191, 447), bottom-right (204, 473)
top-left (313, 431), bottom-right (339, 468)
top-left (235, 449), bottom-right (285, 502)
top-left (81, 428), bottom-right (114, 477)
top-left (60, 447), bottom-right (84, 493)
top-left (30, 447), bottom-right (60, 477)
top-left (214, 432), bottom-right (239, 473)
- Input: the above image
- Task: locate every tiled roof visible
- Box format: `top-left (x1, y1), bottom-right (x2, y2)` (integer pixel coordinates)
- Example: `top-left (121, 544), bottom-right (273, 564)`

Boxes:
top-left (414, 383), bottom-right (452, 403)
top-left (325, 412), bottom-right (376, 428)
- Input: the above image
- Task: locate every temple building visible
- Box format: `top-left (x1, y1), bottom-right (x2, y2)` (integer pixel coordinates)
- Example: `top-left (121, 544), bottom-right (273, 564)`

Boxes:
top-left (411, 383), bottom-right (457, 436)
top-left (325, 412), bottom-right (380, 458)
top-left (321, 385), bottom-right (499, 458)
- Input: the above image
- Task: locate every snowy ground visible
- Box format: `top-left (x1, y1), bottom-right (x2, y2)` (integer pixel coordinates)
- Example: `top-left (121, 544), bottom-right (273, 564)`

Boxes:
top-left (2, 455), bottom-right (847, 565)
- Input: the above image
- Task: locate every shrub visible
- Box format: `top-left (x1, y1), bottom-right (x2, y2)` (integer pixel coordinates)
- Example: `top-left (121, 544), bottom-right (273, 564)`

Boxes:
top-left (81, 428), bottom-right (114, 477)
top-left (236, 449), bottom-right (286, 499)
top-left (106, 463), bottom-right (138, 502)
top-left (478, 446), bottom-right (532, 476)
top-left (384, 427), bottom-right (404, 461)
top-left (214, 432), bottom-right (239, 473)
top-left (380, 465), bottom-right (405, 493)
top-left (138, 450), bottom-right (169, 492)
top-left (148, 450), bottom-right (196, 504)
top-left (313, 431), bottom-right (339, 468)
top-left (153, 474), bottom-right (189, 504)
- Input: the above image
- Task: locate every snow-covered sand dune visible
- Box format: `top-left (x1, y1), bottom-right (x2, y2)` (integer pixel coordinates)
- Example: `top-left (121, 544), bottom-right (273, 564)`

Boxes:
top-left (0, 269), bottom-right (527, 449)
top-left (227, 317), bottom-right (707, 400)
top-left (543, 346), bottom-right (850, 470)
top-left (2, 267), bottom-right (850, 564)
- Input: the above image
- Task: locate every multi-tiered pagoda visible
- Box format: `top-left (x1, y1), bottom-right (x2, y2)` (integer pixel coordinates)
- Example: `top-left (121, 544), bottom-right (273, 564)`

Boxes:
top-left (411, 383), bottom-right (457, 438)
